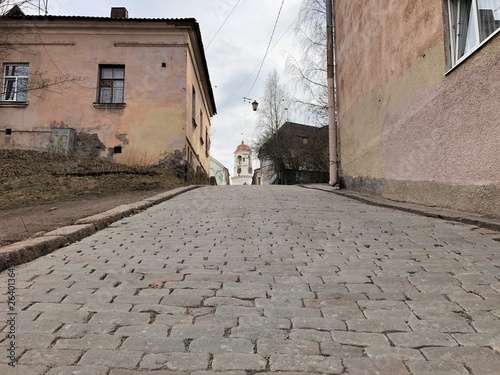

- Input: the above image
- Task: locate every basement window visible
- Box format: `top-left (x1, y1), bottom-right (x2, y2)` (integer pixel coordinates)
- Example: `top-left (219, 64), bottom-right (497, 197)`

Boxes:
top-left (447, 0), bottom-right (500, 67)
top-left (2, 64), bottom-right (29, 102)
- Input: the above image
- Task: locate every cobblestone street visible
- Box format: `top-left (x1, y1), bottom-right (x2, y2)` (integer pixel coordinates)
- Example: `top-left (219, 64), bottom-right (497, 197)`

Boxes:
top-left (1, 185), bottom-right (500, 374)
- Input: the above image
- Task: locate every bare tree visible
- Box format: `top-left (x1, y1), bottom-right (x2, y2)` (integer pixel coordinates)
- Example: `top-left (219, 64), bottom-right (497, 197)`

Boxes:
top-left (0, 0), bottom-right (48, 15)
top-left (255, 70), bottom-right (329, 184)
top-left (286, 0), bottom-right (328, 126)
top-left (256, 69), bottom-right (289, 136)
top-left (254, 70), bottom-right (290, 183)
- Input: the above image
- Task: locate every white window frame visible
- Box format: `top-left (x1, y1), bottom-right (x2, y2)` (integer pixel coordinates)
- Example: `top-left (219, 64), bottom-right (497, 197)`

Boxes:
top-left (447, 0), bottom-right (500, 69)
top-left (2, 64), bottom-right (29, 102)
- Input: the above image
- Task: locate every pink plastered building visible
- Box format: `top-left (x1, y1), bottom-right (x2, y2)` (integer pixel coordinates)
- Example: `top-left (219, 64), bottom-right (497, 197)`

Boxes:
top-left (0, 6), bottom-right (216, 175)
top-left (334, 0), bottom-right (500, 218)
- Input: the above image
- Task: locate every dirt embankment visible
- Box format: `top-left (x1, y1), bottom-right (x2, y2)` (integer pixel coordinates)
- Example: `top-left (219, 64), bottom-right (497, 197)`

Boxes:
top-left (0, 150), bottom-right (187, 246)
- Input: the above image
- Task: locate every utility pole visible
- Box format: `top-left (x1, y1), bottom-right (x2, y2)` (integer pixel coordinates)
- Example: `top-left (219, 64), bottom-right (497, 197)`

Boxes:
top-left (326, 0), bottom-right (337, 186)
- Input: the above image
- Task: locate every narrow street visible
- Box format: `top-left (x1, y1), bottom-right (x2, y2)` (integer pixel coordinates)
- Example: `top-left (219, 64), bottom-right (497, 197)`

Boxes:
top-left (1, 185), bottom-right (500, 374)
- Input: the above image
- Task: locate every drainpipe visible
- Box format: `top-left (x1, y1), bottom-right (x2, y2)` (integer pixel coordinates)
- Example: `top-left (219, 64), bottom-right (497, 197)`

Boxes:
top-left (326, 0), bottom-right (338, 186)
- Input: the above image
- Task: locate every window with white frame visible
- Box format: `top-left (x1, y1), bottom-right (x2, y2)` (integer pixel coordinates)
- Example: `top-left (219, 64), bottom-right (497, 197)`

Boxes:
top-left (447, 0), bottom-right (500, 66)
top-left (98, 65), bottom-right (124, 103)
top-left (2, 64), bottom-right (29, 101)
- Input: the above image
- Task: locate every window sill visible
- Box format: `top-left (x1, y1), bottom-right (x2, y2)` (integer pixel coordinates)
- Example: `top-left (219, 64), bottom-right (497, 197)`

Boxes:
top-left (0, 101), bottom-right (28, 108)
top-left (93, 103), bottom-right (126, 109)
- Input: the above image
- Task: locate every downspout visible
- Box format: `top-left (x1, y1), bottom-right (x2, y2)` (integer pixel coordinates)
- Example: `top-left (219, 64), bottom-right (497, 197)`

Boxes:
top-left (326, 0), bottom-right (338, 186)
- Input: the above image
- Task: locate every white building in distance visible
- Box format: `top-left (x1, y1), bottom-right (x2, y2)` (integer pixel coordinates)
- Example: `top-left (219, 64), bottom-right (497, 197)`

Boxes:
top-left (231, 141), bottom-right (252, 185)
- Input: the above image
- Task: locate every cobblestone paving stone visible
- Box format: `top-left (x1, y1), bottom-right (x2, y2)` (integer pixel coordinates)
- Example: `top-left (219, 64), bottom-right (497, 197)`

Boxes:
top-left (1, 185), bottom-right (500, 374)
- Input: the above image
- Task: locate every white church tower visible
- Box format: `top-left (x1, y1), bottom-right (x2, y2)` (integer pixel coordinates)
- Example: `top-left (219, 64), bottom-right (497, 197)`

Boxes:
top-left (231, 140), bottom-right (253, 185)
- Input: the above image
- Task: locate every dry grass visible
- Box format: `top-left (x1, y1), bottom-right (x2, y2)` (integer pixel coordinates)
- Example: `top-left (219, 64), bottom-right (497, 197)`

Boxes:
top-left (0, 149), bottom-right (187, 210)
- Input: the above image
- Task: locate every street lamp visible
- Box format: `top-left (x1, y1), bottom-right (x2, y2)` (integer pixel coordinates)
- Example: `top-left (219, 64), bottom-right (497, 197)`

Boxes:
top-left (244, 97), bottom-right (259, 111)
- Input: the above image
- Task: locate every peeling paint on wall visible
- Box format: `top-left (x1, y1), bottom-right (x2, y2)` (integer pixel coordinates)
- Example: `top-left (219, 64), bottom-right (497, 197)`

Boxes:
top-left (73, 132), bottom-right (106, 158)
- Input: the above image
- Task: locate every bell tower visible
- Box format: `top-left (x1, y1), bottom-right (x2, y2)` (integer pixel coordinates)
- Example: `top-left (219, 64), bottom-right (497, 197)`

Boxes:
top-left (231, 140), bottom-right (253, 185)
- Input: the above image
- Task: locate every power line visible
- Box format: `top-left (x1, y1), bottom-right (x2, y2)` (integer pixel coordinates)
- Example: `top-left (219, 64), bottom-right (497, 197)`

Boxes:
top-left (206, 0), bottom-right (242, 49)
top-left (217, 13), bottom-right (298, 111)
top-left (245, 0), bottom-right (285, 97)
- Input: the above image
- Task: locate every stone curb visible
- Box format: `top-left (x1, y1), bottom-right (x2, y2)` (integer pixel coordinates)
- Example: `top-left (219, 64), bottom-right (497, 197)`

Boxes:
top-left (301, 184), bottom-right (500, 233)
top-left (0, 185), bottom-right (200, 272)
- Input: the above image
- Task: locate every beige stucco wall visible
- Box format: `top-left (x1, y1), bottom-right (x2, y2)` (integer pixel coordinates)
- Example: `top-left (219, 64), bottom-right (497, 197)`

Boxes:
top-left (1, 19), bottom-right (213, 172)
top-left (336, 0), bottom-right (500, 218)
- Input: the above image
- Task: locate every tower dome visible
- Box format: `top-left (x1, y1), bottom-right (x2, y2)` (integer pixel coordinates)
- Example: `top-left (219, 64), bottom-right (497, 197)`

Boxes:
top-left (235, 140), bottom-right (251, 153)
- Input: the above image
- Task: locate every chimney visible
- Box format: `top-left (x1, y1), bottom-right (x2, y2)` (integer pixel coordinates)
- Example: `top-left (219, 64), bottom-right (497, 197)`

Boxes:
top-left (111, 7), bottom-right (129, 19)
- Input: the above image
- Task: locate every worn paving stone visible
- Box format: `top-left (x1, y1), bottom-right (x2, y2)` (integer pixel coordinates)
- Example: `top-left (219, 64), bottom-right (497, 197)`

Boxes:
top-left (269, 354), bottom-right (343, 374)
top-left (53, 335), bottom-right (122, 350)
top-left (365, 347), bottom-right (424, 360)
top-left (78, 350), bottom-right (144, 367)
top-left (169, 325), bottom-right (224, 339)
top-left (421, 346), bottom-right (500, 362)
top-left (388, 332), bottom-right (458, 348)
top-left (407, 361), bottom-right (470, 375)
top-left (121, 337), bottom-right (185, 352)
top-left (190, 338), bottom-right (254, 354)
top-left (212, 353), bottom-right (267, 371)
top-left (289, 329), bottom-right (333, 342)
top-left (408, 318), bottom-right (474, 333)
top-left (114, 324), bottom-right (170, 337)
top-left (44, 366), bottom-right (109, 375)
top-left (0, 333), bottom-right (56, 350)
top-left (320, 342), bottom-right (365, 357)
top-left (0, 364), bottom-right (48, 375)
top-left (16, 321), bottom-right (62, 334)
top-left (257, 339), bottom-right (320, 356)
top-left (346, 318), bottom-right (410, 333)
top-left (467, 360), bottom-right (500, 375)
top-left (18, 349), bottom-right (83, 366)
top-left (330, 331), bottom-right (390, 347)
top-left (343, 357), bottom-right (411, 374)
top-left (88, 312), bottom-right (151, 325)
top-left (452, 333), bottom-right (500, 351)
top-left (291, 317), bottom-right (346, 331)
top-left (140, 353), bottom-right (209, 371)
top-left (56, 323), bottom-right (117, 338)
top-left (230, 326), bottom-right (287, 340)
top-left (239, 316), bottom-right (291, 329)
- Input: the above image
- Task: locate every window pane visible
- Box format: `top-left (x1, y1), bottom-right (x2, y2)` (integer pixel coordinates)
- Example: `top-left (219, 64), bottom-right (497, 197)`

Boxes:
top-left (478, 0), bottom-right (500, 41)
top-left (459, 1), bottom-right (476, 57)
top-left (5, 65), bottom-right (15, 76)
top-left (4, 79), bottom-right (15, 100)
top-left (112, 69), bottom-right (124, 79)
top-left (101, 69), bottom-right (113, 79)
top-left (100, 87), bottom-right (112, 103)
top-left (17, 78), bottom-right (28, 101)
top-left (100, 79), bottom-right (112, 88)
top-left (113, 88), bottom-right (123, 103)
top-left (15, 65), bottom-right (29, 77)
top-left (113, 81), bottom-right (124, 89)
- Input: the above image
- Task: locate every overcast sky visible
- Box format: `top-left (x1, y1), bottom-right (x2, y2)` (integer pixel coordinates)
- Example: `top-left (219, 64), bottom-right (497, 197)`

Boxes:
top-left (44, 0), bottom-right (306, 178)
